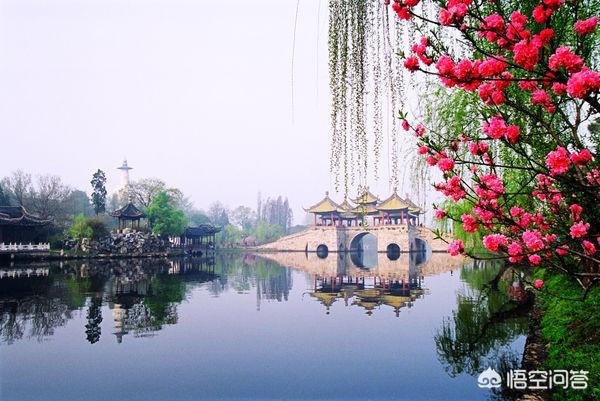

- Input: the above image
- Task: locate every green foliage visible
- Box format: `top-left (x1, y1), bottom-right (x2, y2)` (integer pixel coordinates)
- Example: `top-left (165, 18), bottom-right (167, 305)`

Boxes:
top-left (536, 269), bottom-right (600, 401)
top-left (68, 214), bottom-right (93, 240)
top-left (68, 214), bottom-right (109, 241)
top-left (145, 191), bottom-right (186, 237)
top-left (254, 221), bottom-right (284, 244)
top-left (186, 210), bottom-right (211, 226)
top-left (90, 169), bottom-right (107, 215)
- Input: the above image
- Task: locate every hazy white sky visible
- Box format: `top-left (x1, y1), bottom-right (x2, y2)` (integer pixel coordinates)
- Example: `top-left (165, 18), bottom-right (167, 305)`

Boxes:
top-left (0, 0), bottom-right (414, 222)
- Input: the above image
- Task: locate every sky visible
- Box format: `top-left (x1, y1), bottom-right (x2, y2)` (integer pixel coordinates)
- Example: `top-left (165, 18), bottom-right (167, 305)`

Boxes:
top-left (0, 0), bottom-right (425, 224)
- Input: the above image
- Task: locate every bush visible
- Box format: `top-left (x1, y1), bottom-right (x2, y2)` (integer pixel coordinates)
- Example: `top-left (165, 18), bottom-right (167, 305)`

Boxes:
top-left (68, 214), bottom-right (108, 241)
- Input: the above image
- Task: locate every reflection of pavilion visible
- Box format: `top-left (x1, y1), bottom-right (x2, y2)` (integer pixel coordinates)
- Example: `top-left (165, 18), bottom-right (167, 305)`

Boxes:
top-left (309, 267), bottom-right (424, 317)
top-left (258, 249), bottom-right (463, 317)
top-left (106, 256), bottom-right (217, 343)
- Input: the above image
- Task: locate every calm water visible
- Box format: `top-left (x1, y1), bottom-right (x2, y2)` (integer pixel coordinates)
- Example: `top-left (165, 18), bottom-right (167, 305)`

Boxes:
top-left (0, 252), bottom-right (527, 401)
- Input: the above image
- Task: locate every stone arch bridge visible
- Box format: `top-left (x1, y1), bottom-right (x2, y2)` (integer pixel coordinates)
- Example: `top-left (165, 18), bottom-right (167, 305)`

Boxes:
top-left (258, 225), bottom-right (451, 253)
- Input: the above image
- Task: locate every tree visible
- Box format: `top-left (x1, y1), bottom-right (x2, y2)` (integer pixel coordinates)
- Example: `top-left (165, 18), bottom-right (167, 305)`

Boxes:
top-left (127, 178), bottom-right (183, 209)
top-left (29, 174), bottom-right (71, 220)
top-left (0, 182), bottom-right (9, 206)
top-left (2, 170), bottom-right (32, 207)
top-left (63, 190), bottom-right (94, 218)
top-left (90, 169), bottom-right (107, 215)
top-left (145, 191), bottom-right (186, 237)
top-left (207, 201), bottom-right (229, 227)
top-left (69, 214), bottom-right (93, 240)
top-left (350, 0), bottom-right (600, 293)
top-left (186, 209), bottom-right (211, 226)
top-left (230, 206), bottom-right (256, 231)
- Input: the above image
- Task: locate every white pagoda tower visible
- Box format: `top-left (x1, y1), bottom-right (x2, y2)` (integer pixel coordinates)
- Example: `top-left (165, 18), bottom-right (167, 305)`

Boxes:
top-left (117, 159), bottom-right (133, 189)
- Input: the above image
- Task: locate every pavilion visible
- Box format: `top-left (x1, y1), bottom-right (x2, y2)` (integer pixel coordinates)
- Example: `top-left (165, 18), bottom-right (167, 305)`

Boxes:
top-left (171, 225), bottom-right (221, 252)
top-left (304, 192), bottom-right (347, 227)
top-left (0, 206), bottom-right (51, 244)
top-left (376, 192), bottom-right (412, 225)
top-left (111, 202), bottom-right (146, 230)
top-left (352, 190), bottom-right (380, 224)
top-left (306, 189), bottom-right (424, 227)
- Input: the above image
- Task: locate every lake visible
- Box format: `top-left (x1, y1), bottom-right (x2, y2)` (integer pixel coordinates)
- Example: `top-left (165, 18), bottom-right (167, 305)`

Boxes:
top-left (0, 251), bottom-right (527, 401)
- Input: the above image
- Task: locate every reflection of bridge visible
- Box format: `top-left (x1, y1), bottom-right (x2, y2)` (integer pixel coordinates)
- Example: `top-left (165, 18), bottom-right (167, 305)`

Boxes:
top-left (258, 225), bottom-right (452, 254)
top-left (257, 250), bottom-right (464, 281)
top-left (256, 249), bottom-right (464, 317)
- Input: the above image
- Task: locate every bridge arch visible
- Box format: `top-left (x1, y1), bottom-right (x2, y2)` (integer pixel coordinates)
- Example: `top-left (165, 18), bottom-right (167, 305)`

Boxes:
top-left (349, 232), bottom-right (377, 252)
top-left (386, 243), bottom-right (401, 260)
top-left (316, 244), bottom-right (329, 258)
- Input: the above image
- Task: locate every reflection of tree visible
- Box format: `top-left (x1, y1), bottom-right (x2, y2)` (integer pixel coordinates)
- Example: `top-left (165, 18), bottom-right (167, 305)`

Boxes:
top-left (435, 262), bottom-right (530, 378)
top-left (143, 275), bottom-right (186, 325)
top-left (0, 275), bottom-right (75, 344)
top-left (85, 297), bottom-right (103, 344)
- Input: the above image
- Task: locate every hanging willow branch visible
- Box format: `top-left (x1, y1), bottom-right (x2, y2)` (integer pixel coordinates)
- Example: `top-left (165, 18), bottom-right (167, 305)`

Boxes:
top-left (328, 0), bottom-right (430, 201)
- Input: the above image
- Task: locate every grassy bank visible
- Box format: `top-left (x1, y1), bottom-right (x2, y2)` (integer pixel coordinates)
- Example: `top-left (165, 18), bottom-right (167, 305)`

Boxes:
top-left (536, 270), bottom-right (600, 401)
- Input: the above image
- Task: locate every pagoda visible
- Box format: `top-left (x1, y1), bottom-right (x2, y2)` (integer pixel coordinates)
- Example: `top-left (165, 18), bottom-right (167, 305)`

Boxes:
top-left (304, 192), bottom-right (346, 226)
top-left (0, 206), bottom-right (51, 244)
top-left (111, 202), bottom-right (146, 230)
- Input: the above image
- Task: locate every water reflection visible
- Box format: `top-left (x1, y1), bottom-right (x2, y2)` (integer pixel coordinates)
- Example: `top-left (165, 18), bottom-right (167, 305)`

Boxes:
top-left (0, 253), bottom-right (528, 401)
top-left (435, 261), bottom-right (530, 400)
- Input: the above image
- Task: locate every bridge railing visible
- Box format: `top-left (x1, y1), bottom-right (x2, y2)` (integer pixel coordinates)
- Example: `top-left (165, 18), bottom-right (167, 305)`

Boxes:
top-left (0, 243), bottom-right (51, 252)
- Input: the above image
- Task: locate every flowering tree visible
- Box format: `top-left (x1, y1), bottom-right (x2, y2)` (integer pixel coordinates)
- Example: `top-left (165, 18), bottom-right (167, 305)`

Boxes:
top-left (388, 0), bottom-right (600, 294)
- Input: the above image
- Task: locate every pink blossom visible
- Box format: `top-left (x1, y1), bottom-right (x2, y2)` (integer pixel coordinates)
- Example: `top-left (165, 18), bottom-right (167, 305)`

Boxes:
top-left (483, 234), bottom-right (508, 252)
top-left (574, 16), bottom-right (598, 36)
top-left (533, 278), bottom-right (544, 289)
top-left (570, 221), bottom-right (590, 238)
top-left (448, 239), bottom-right (464, 256)
top-left (548, 47), bottom-right (584, 73)
top-left (505, 125), bottom-right (520, 143)
top-left (461, 214), bottom-right (480, 233)
top-left (522, 230), bottom-right (545, 251)
top-left (438, 157), bottom-right (455, 172)
top-left (402, 120), bottom-right (410, 131)
top-left (529, 254), bottom-right (542, 265)
top-left (570, 149), bottom-right (593, 166)
top-left (567, 68), bottom-right (600, 99)
top-left (583, 240), bottom-right (597, 255)
top-left (508, 242), bottom-right (523, 256)
top-left (513, 40), bottom-right (540, 71)
top-left (483, 115), bottom-right (507, 139)
top-left (404, 56), bottom-right (420, 72)
top-left (434, 210), bottom-right (446, 219)
top-left (531, 89), bottom-right (555, 112)
top-left (545, 146), bottom-right (570, 175)
top-left (569, 204), bottom-right (583, 221)
top-left (418, 146), bottom-right (429, 155)
top-left (415, 124), bottom-right (426, 137)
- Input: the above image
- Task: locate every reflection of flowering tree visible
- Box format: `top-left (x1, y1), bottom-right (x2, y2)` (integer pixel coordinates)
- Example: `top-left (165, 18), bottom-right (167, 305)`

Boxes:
top-left (384, 0), bottom-right (600, 293)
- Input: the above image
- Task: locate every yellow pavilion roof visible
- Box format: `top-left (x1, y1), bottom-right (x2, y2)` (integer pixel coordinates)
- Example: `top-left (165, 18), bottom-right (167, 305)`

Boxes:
top-left (305, 192), bottom-right (344, 214)
top-left (376, 192), bottom-right (410, 211)
top-left (310, 291), bottom-right (339, 307)
top-left (353, 204), bottom-right (379, 215)
top-left (351, 190), bottom-right (380, 205)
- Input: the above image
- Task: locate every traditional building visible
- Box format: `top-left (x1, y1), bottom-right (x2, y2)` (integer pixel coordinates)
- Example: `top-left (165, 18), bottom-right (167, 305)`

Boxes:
top-left (304, 192), bottom-right (346, 226)
top-left (111, 202), bottom-right (146, 230)
top-left (376, 191), bottom-right (411, 225)
top-left (171, 225), bottom-right (221, 253)
top-left (306, 190), bottom-right (424, 227)
top-left (0, 206), bottom-right (51, 244)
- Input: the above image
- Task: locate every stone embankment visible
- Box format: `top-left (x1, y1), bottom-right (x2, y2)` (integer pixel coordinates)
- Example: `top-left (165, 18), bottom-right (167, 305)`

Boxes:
top-left (66, 229), bottom-right (178, 258)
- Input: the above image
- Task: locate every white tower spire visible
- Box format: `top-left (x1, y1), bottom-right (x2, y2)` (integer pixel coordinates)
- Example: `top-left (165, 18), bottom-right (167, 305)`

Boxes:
top-left (117, 159), bottom-right (133, 188)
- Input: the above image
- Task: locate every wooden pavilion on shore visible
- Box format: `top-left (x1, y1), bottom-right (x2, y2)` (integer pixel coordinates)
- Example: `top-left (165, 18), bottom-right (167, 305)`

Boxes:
top-left (170, 225), bottom-right (222, 253)
top-left (111, 202), bottom-right (146, 230)
top-left (0, 206), bottom-right (51, 244)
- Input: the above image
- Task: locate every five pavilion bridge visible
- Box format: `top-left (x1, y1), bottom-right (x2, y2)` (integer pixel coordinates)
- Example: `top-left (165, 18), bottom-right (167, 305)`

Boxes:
top-left (258, 224), bottom-right (450, 254)
top-left (259, 189), bottom-right (452, 254)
